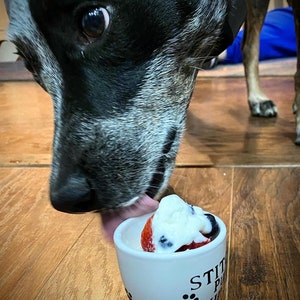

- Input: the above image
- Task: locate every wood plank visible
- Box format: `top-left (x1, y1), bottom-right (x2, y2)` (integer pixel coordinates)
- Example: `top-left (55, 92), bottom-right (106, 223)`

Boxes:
top-left (1, 78), bottom-right (299, 168)
top-left (0, 168), bottom-right (299, 299)
top-left (228, 168), bottom-right (300, 299)
top-left (0, 168), bottom-right (94, 300)
top-left (35, 168), bottom-right (232, 299)
top-left (0, 82), bottom-right (53, 166)
top-left (178, 77), bottom-right (300, 166)
top-left (35, 215), bottom-right (125, 300)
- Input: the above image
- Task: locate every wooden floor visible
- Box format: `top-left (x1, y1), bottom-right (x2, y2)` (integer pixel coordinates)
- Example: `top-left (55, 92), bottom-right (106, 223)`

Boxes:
top-left (0, 65), bottom-right (299, 299)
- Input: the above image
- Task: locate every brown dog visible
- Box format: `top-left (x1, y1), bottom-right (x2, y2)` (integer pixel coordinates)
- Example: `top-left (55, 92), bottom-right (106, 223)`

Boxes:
top-left (243, 0), bottom-right (300, 144)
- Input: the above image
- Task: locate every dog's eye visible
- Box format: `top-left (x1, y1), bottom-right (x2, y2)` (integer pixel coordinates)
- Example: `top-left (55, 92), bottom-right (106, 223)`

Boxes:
top-left (81, 7), bottom-right (110, 42)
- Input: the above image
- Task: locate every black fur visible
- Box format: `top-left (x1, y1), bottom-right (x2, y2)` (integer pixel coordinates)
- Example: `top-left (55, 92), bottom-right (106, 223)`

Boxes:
top-left (5, 0), bottom-right (243, 213)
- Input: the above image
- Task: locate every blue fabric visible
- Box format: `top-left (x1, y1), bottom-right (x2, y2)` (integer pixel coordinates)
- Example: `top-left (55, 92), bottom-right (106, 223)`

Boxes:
top-left (222, 7), bottom-right (296, 64)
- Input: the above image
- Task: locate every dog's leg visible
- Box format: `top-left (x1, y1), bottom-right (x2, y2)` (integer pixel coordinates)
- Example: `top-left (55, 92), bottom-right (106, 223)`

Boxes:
top-left (243, 0), bottom-right (277, 117)
top-left (290, 0), bottom-right (300, 144)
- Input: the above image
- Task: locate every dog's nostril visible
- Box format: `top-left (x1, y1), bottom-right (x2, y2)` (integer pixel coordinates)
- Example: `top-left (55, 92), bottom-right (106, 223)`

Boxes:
top-left (51, 175), bottom-right (96, 213)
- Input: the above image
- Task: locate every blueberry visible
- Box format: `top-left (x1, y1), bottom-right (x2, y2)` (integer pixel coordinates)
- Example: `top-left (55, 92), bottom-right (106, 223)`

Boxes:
top-left (189, 205), bottom-right (195, 215)
top-left (159, 235), bottom-right (173, 248)
top-left (204, 214), bottom-right (219, 240)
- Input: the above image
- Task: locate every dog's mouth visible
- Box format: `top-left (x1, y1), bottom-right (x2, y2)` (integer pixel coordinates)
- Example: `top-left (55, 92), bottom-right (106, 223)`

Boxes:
top-left (100, 194), bottom-right (159, 241)
top-left (100, 132), bottom-right (176, 240)
top-left (51, 127), bottom-right (178, 240)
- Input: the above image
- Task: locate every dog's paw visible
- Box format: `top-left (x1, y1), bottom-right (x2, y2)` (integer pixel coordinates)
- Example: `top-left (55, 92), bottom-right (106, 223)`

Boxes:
top-left (249, 100), bottom-right (278, 117)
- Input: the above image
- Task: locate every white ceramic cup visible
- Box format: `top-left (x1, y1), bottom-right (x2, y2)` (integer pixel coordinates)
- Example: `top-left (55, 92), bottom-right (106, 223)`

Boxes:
top-left (114, 212), bottom-right (226, 300)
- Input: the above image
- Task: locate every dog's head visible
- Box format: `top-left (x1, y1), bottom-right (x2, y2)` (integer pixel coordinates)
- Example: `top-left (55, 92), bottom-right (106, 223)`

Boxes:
top-left (5, 1), bottom-right (244, 218)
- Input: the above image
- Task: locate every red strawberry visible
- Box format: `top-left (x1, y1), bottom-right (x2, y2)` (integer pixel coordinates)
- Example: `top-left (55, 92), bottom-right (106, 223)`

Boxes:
top-left (141, 215), bottom-right (211, 253)
top-left (176, 238), bottom-right (211, 252)
top-left (141, 215), bottom-right (155, 252)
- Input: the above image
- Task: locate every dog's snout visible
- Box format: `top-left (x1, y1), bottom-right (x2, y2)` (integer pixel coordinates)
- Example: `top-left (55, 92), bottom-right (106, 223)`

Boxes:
top-left (51, 174), bottom-right (96, 213)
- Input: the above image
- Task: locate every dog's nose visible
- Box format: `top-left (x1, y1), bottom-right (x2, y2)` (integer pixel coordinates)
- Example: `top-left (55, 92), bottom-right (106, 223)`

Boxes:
top-left (50, 174), bottom-right (96, 213)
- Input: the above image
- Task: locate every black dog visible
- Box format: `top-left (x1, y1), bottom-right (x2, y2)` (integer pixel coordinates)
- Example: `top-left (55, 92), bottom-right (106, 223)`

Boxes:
top-left (4, 0), bottom-right (245, 236)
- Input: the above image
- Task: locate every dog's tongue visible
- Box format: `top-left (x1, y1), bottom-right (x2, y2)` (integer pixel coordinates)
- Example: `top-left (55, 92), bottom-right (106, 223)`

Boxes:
top-left (101, 194), bottom-right (159, 241)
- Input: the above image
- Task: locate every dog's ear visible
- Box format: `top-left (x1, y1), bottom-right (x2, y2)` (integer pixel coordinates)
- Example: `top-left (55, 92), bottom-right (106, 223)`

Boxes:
top-left (211, 0), bottom-right (247, 56)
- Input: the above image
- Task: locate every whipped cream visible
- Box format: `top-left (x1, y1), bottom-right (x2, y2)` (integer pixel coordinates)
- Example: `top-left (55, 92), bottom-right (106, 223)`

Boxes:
top-left (150, 195), bottom-right (213, 253)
